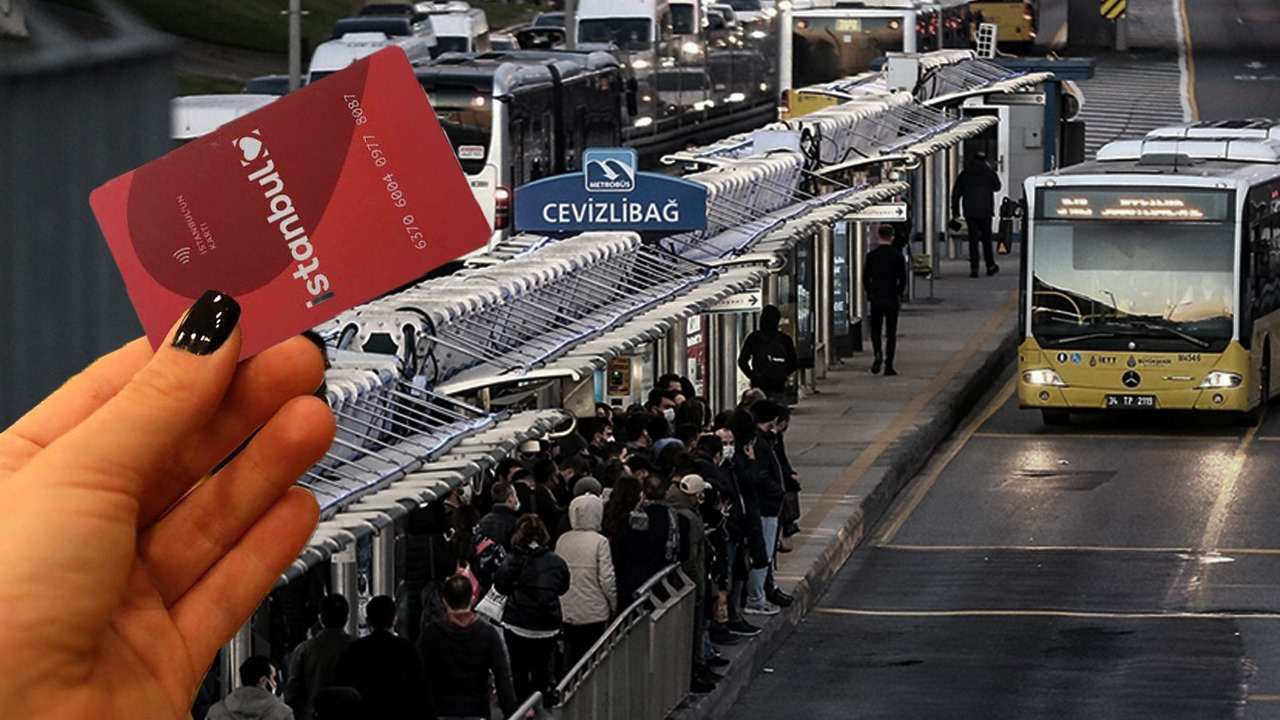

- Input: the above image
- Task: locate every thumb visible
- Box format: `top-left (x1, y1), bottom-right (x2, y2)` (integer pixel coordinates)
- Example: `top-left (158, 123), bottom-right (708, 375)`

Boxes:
top-left (29, 290), bottom-right (244, 500)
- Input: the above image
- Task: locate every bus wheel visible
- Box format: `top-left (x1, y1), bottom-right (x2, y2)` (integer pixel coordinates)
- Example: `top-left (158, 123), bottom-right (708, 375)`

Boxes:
top-left (1041, 409), bottom-right (1069, 425)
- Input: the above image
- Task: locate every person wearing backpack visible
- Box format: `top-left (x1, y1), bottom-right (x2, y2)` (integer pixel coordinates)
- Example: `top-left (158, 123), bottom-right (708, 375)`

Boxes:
top-left (737, 305), bottom-right (798, 404)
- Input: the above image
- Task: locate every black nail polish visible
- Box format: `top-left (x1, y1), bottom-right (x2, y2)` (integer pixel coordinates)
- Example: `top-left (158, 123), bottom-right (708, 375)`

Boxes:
top-left (172, 290), bottom-right (240, 356)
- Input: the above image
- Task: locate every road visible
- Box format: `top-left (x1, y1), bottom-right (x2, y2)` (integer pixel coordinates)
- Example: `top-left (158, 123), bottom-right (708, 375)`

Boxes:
top-left (723, 3), bottom-right (1280, 718)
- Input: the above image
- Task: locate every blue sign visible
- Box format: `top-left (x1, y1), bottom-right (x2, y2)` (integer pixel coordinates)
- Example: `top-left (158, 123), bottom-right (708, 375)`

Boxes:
top-left (514, 148), bottom-right (707, 234)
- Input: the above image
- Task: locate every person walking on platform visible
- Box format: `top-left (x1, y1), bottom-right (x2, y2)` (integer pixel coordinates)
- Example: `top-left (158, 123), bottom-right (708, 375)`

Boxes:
top-left (418, 574), bottom-right (519, 720)
top-left (951, 150), bottom-right (1003, 278)
top-left (207, 656), bottom-right (294, 720)
top-left (333, 595), bottom-right (427, 720)
top-left (495, 514), bottom-right (571, 704)
top-left (862, 224), bottom-right (908, 376)
top-left (284, 594), bottom-right (352, 720)
top-left (737, 305), bottom-right (798, 404)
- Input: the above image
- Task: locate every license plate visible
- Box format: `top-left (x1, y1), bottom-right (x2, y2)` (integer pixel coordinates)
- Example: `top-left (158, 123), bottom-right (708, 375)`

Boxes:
top-left (1105, 394), bottom-right (1156, 409)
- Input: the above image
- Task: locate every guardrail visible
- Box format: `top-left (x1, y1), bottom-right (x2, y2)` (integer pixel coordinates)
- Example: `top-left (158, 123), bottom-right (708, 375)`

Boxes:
top-left (506, 564), bottom-right (697, 720)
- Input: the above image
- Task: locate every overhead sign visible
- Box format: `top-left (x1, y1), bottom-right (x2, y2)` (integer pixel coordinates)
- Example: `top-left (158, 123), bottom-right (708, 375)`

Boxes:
top-left (845, 202), bottom-right (908, 222)
top-left (707, 289), bottom-right (763, 314)
top-left (1100, 0), bottom-right (1126, 20)
top-left (514, 148), bottom-right (708, 234)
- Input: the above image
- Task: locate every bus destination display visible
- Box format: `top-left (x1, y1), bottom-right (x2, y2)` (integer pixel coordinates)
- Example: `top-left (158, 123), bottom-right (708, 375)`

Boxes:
top-left (1039, 188), bottom-right (1232, 222)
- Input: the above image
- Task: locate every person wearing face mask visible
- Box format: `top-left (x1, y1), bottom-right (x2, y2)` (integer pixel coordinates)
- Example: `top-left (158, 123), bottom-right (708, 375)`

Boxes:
top-left (645, 388), bottom-right (679, 424)
top-left (207, 656), bottom-right (294, 720)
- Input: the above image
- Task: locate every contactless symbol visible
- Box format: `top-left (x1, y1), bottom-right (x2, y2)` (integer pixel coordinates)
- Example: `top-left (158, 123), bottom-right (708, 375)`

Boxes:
top-left (173, 247), bottom-right (192, 265)
top-left (584, 148), bottom-right (637, 193)
top-left (1122, 370), bottom-right (1141, 388)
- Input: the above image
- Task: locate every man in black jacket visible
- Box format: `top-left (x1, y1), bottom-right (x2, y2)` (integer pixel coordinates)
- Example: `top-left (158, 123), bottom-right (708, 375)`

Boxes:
top-left (862, 224), bottom-right (908, 376)
top-left (951, 150), bottom-right (1003, 278)
top-left (284, 594), bottom-right (352, 720)
top-left (419, 575), bottom-right (519, 719)
top-left (333, 595), bottom-right (426, 720)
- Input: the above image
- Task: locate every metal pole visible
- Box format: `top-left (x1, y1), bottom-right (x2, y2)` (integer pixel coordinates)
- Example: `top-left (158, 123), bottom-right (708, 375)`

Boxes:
top-left (373, 527), bottom-right (396, 598)
top-left (331, 544), bottom-right (361, 637)
top-left (666, 319), bottom-right (688, 381)
top-left (712, 313), bottom-right (739, 413)
top-left (816, 225), bottom-right (833, 376)
top-left (1115, 16), bottom-right (1129, 52)
top-left (224, 623), bottom-right (253, 697)
top-left (778, 1), bottom-right (793, 96)
top-left (288, 0), bottom-right (302, 92)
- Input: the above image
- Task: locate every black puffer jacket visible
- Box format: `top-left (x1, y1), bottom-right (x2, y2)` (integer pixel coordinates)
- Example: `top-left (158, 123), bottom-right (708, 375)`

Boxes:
top-left (494, 544), bottom-right (570, 632)
top-left (951, 157), bottom-right (1002, 219)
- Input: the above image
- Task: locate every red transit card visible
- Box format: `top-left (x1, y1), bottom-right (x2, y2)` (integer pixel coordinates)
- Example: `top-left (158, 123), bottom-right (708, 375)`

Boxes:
top-left (90, 47), bottom-right (488, 359)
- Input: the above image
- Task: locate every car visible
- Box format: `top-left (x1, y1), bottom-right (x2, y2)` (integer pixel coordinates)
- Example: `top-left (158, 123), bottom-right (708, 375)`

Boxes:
top-left (532, 11), bottom-right (565, 27)
top-left (488, 31), bottom-right (519, 51)
top-left (514, 25), bottom-right (566, 50)
top-left (243, 74), bottom-right (299, 95)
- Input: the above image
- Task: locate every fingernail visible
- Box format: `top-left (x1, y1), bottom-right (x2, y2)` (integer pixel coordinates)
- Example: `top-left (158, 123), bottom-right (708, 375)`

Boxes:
top-left (172, 290), bottom-right (240, 356)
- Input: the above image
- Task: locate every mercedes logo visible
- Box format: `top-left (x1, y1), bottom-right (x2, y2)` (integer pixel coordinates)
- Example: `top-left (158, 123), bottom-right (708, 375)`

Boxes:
top-left (1122, 371), bottom-right (1141, 389)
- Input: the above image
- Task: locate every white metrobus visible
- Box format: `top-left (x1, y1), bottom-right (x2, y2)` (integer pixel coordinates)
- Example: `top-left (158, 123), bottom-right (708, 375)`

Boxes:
top-left (1019, 121), bottom-right (1280, 425)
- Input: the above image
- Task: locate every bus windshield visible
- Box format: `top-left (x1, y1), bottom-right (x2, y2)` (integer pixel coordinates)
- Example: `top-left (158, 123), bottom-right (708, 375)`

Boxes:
top-left (792, 15), bottom-right (905, 87)
top-left (578, 18), bottom-right (652, 51)
top-left (425, 87), bottom-right (493, 174)
top-left (1030, 221), bottom-right (1236, 350)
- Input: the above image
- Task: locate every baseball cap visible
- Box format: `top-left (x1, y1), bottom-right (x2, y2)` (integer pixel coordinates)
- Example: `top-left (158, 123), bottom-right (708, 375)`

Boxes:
top-left (678, 474), bottom-right (706, 496)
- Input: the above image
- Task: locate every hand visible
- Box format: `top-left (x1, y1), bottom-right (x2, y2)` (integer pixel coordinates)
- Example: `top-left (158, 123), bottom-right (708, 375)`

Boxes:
top-left (0, 291), bottom-right (335, 719)
top-left (743, 442), bottom-right (756, 460)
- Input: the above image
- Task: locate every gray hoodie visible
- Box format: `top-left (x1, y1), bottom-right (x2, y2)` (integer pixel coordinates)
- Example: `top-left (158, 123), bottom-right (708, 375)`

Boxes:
top-left (554, 494), bottom-right (617, 625)
top-left (206, 687), bottom-right (295, 720)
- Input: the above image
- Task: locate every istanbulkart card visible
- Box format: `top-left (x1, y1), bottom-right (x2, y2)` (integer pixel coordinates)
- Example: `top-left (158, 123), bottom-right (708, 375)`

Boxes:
top-left (91, 47), bottom-right (489, 358)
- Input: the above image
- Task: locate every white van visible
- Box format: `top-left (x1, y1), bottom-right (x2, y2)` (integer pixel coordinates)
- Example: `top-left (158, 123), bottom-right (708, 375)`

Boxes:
top-left (426, 7), bottom-right (490, 53)
top-left (170, 94), bottom-right (278, 142)
top-left (575, 0), bottom-right (672, 68)
top-left (307, 31), bottom-right (437, 83)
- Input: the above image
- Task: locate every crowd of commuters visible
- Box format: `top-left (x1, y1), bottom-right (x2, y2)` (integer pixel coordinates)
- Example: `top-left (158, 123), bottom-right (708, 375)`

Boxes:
top-left (243, 361), bottom-right (804, 719)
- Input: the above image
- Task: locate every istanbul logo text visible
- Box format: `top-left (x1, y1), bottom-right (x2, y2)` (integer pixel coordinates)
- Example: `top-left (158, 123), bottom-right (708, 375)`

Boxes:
top-left (235, 130), bottom-right (335, 309)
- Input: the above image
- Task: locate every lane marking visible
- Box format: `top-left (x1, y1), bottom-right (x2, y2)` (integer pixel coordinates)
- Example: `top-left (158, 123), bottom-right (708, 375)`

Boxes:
top-left (789, 291), bottom-right (1018, 554)
top-left (881, 543), bottom-right (1280, 556)
top-left (1050, 22), bottom-right (1068, 52)
top-left (814, 607), bottom-right (1280, 620)
top-left (877, 377), bottom-right (1015, 544)
top-left (1175, 0), bottom-right (1197, 120)
top-left (974, 431), bottom-right (1244, 442)
top-left (1249, 696), bottom-right (1280, 702)
top-left (882, 543), bottom-right (1194, 554)
top-left (1200, 421), bottom-right (1262, 553)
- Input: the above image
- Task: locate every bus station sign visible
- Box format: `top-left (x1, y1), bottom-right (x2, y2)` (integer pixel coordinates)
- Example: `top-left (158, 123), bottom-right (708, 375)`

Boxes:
top-left (514, 148), bottom-right (708, 234)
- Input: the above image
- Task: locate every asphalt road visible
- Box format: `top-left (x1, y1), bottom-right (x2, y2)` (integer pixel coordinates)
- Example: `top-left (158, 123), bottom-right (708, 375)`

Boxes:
top-left (722, 6), bottom-right (1280, 717)
top-left (731, 371), bottom-right (1280, 719)
top-left (1184, 0), bottom-right (1280, 121)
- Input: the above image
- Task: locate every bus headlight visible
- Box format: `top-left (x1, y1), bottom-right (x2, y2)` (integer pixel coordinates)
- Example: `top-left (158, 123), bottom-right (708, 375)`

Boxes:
top-left (1198, 371), bottom-right (1242, 389)
top-left (1022, 369), bottom-right (1066, 387)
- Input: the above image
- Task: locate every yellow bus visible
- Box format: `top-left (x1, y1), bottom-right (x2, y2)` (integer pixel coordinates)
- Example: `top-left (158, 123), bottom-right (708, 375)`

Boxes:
top-left (1019, 121), bottom-right (1280, 425)
top-left (968, 1), bottom-right (1037, 49)
top-left (782, 0), bottom-right (972, 117)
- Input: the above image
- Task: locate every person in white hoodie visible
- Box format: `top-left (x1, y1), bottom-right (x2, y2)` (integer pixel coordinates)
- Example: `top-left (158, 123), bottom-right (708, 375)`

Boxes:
top-left (554, 493), bottom-right (617, 670)
top-left (207, 656), bottom-right (294, 720)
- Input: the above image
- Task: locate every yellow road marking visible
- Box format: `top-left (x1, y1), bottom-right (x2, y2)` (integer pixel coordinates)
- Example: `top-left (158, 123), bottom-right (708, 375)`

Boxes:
top-left (1200, 421), bottom-right (1262, 552)
top-left (879, 543), bottom-right (1280, 556)
top-left (1179, 0), bottom-right (1199, 120)
top-left (972, 431), bottom-right (1241, 442)
top-left (1250, 696), bottom-right (1280, 702)
top-left (790, 291), bottom-right (1018, 554)
top-left (877, 377), bottom-right (1015, 544)
top-left (1050, 22), bottom-right (1068, 51)
top-left (814, 607), bottom-right (1280, 620)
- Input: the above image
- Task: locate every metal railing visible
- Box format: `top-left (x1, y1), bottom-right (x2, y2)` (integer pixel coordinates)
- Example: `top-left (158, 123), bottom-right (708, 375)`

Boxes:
top-left (507, 565), bottom-right (697, 720)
